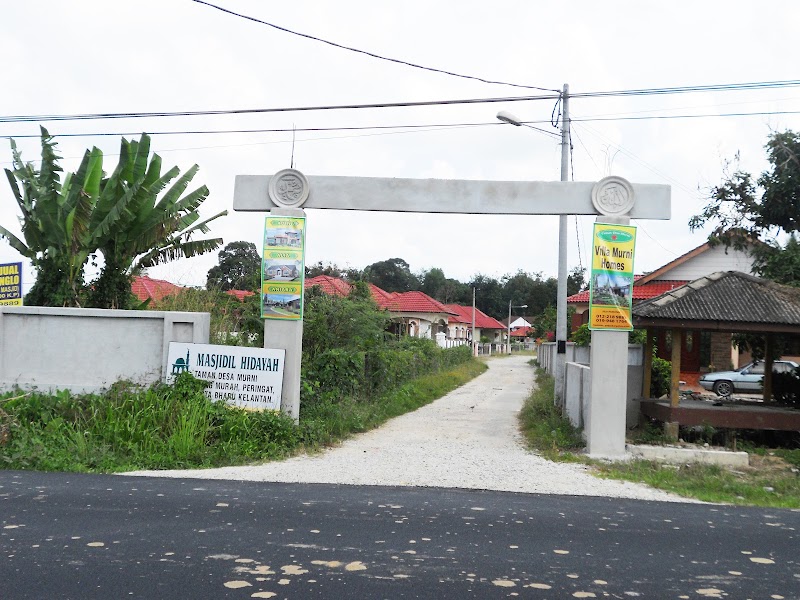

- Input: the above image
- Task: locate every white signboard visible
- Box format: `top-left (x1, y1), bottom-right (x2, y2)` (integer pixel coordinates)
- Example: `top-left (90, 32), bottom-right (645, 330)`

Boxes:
top-left (166, 343), bottom-right (285, 410)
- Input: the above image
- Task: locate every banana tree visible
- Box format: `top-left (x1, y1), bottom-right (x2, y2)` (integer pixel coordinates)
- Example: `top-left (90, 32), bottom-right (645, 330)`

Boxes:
top-left (87, 134), bottom-right (227, 309)
top-left (2, 129), bottom-right (226, 309)
top-left (1, 128), bottom-right (103, 306)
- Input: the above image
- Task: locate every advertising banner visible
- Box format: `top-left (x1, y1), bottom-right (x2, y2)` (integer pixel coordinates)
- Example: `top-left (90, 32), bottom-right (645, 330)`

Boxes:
top-left (261, 216), bottom-right (306, 320)
top-left (0, 262), bottom-right (23, 306)
top-left (589, 223), bottom-right (637, 331)
top-left (166, 342), bottom-right (285, 410)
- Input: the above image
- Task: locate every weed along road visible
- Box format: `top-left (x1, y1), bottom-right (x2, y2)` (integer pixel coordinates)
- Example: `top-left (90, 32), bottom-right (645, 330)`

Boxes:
top-left (2, 471), bottom-right (800, 599)
top-left (2, 356), bottom-right (800, 598)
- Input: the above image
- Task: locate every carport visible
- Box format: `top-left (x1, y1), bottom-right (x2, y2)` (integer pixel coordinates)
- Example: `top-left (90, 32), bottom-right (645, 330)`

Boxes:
top-left (631, 271), bottom-right (800, 437)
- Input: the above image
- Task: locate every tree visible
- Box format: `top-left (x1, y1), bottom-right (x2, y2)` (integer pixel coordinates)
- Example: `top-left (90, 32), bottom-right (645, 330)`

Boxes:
top-left (469, 273), bottom-right (504, 318)
top-left (2, 128), bottom-right (103, 306)
top-left (207, 241), bottom-right (261, 291)
top-left (689, 130), bottom-right (800, 286)
top-left (419, 267), bottom-right (470, 304)
top-left (690, 130), bottom-right (800, 362)
top-left (88, 134), bottom-right (226, 309)
top-left (1, 129), bottom-right (226, 309)
top-left (363, 257), bottom-right (419, 292)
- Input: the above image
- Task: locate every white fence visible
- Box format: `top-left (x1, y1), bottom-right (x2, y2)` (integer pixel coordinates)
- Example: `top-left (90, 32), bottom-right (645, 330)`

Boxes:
top-left (0, 306), bottom-right (209, 394)
top-left (538, 341), bottom-right (645, 428)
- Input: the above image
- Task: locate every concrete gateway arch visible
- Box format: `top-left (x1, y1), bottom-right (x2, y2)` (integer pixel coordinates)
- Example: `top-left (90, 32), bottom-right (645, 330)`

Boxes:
top-left (234, 170), bottom-right (670, 457)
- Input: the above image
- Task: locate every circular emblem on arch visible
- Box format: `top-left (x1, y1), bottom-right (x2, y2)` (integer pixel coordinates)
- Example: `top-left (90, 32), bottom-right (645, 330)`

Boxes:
top-left (591, 176), bottom-right (635, 216)
top-left (268, 168), bottom-right (310, 208)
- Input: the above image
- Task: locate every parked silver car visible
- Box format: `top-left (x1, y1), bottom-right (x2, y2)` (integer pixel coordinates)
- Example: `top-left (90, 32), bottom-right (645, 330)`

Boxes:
top-left (699, 360), bottom-right (800, 397)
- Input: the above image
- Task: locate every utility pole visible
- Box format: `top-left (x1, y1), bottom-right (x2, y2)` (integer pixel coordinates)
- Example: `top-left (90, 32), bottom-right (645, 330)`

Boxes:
top-left (555, 83), bottom-right (570, 406)
top-left (471, 287), bottom-right (477, 357)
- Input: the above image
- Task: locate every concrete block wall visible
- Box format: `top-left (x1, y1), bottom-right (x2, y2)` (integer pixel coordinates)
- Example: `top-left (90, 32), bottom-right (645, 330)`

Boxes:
top-left (0, 306), bottom-right (210, 394)
top-left (564, 362), bottom-right (591, 429)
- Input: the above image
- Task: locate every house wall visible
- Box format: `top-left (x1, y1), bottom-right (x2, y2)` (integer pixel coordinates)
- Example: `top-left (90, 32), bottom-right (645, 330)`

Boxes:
top-left (0, 306), bottom-right (209, 394)
top-left (541, 342), bottom-right (643, 428)
top-left (447, 323), bottom-right (475, 340)
top-left (510, 316), bottom-right (531, 328)
top-left (395, 312), bottom-right (451, 339)
top-left (661, 244), bottom-right (754, 280)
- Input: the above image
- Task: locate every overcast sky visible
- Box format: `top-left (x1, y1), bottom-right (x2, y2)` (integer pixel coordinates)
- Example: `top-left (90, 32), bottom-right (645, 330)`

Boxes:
top-left (2, 1), bottom-right (799, 293)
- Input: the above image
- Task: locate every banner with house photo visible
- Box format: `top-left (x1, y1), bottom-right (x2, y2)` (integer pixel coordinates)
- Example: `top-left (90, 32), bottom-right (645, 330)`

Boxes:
top-left (589, 223), bottom-right (637, 331)
top-left (261, 216), bottom-right (306, 320)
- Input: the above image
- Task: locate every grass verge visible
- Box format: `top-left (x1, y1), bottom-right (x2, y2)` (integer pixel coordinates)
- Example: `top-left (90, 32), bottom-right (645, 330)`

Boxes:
top-left (519, 368), bottom-right (800, 508)
top-left (0, 359), bottom-right (487, 473)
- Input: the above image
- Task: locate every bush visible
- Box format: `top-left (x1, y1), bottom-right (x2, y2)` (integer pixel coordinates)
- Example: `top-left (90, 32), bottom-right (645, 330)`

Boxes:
top-left (772, 368), bottom-right (800, 407)
top-left (651, 356), bottom-right (672, 398)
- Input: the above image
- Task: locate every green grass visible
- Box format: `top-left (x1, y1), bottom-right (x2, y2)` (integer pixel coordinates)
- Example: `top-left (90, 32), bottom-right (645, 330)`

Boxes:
top-left (519, 368), bottom-right (800, 508)
top-left (0, 359), bottom-right (487, 473)
top-left (517, 370), bottom-right (584, 461)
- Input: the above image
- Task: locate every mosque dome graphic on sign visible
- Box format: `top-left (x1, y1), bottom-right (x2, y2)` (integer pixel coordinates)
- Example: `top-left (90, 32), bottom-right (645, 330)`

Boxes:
top-left (172, 349), bottom-right (190, 374)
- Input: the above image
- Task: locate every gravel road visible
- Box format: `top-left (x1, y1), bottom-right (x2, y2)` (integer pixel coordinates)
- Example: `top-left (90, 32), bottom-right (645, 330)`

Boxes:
top-left (126, 355), bottom-right (691, 502)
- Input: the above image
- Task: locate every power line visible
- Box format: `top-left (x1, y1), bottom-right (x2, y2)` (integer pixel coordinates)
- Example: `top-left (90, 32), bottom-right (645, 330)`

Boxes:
top-left (571, 80), bottom-right (800, 98)
top-left (571, 108), bottom-right (800, 123)
top-left (3, 100), bottom-right (799, 129)
top-left (0, 94), bottom-right (558, 124)
top-left (2, 122), bottom-right (553, 166)
top-left (190, 0), bottom-right (560, 93)
top-left (0, 121), bottom-right (563, 140)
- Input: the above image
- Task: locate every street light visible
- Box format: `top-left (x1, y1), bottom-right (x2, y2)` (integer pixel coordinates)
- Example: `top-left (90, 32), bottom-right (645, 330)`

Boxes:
top-left (496, 83), bottom-right (570, 403)
top-left (508, 302), bottom-right (528, 354)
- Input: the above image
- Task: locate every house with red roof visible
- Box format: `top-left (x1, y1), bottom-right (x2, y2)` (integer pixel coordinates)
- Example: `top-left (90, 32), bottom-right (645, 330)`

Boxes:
top-left (567, 237), bottom-right (758, 378)
top-left (131, 276), bottom-right (255, 304)
top-left (305, 275), bottom-right (459, 340)
top-left (131, 275), bottom-right (186, 302)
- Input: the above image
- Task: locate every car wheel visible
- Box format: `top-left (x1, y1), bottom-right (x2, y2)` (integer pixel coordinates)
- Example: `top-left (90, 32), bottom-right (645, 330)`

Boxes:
top-left (713, 380), bottom-right (733, 397)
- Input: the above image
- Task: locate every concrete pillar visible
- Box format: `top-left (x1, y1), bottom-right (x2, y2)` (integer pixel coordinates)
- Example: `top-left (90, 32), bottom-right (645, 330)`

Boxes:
top-left (587, 327), bottom-right (629, 457)
top-left (585, 214), bottom-right (631, 458)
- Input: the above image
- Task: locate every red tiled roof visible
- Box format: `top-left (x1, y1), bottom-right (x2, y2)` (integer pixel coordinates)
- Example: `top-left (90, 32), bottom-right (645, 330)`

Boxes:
top-left (379, 290), bottom-right (455, 314)
top-left (131, 275), bottom-right (186, 302)
top-left (305, 274), bottom-right (353, 297)
top-left (443, 304), bottom-right (506, 330)
top-left (226, 289), bottom-right (255, 302)
top-left (567, 279), bottom-right (689, 303)
top-left (305, 276), bottom-right (454, 315)
top-left (511, 326), bottom-right (535, 338)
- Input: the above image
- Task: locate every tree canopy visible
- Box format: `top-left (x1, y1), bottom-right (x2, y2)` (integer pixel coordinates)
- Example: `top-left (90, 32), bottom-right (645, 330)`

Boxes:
top-left (1, 128), bottom-right (226, 308)
top-left (363, 257), bottom-right (419, 292)
top-left (689, 129), bottom-right (800, 286)
top-left (206, 241), bottom-right (261, 291)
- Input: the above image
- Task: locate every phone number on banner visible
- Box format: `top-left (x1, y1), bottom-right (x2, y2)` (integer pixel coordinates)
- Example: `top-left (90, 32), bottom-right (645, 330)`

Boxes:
top-left (591, 311), bottom-right (632, 330)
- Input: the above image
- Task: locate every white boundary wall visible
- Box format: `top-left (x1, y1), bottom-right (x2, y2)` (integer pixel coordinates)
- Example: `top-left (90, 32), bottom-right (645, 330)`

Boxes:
top-left (564, 362), bottom-right (592, 429)
top-left (0, 306), bottom-right (209, 394)
top-left (540, 342), bottom-right (644, 428)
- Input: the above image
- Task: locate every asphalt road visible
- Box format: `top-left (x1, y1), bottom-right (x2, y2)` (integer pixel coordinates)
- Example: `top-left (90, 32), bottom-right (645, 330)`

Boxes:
top-left (2, 471), bottom-right (799, 599)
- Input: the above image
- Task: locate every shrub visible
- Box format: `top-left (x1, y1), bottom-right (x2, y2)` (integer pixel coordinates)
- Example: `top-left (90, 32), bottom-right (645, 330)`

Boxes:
top-left (772, 368), bottom-right (800, 407)
top-left (651, 356), bottom-right (672, 398)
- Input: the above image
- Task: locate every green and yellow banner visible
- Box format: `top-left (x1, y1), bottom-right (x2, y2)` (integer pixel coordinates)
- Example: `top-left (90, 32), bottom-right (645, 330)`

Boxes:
top-left (261, 216), bottom-right (306, 320)
top-left (589, 223), bottom-right (637, 331)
